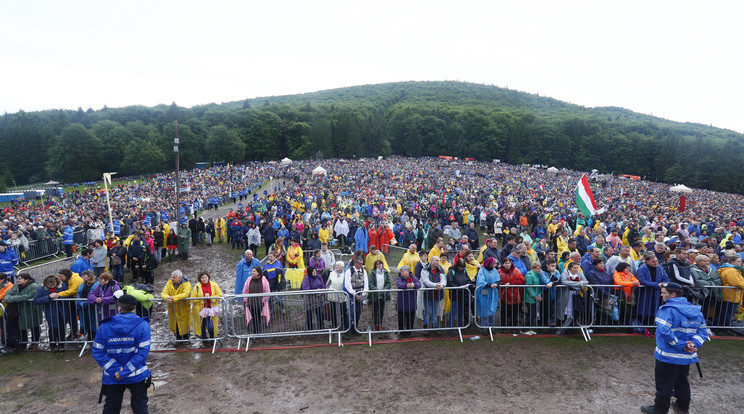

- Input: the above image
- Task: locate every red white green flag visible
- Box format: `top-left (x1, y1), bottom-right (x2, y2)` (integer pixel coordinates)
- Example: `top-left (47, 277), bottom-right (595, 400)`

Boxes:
top-left (574, 174), bottom-right (597, 216)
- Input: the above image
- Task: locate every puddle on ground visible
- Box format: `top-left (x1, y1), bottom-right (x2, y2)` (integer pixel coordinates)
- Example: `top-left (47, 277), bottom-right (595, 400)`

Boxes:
top-left (0, 376), bottom-right (30, 394)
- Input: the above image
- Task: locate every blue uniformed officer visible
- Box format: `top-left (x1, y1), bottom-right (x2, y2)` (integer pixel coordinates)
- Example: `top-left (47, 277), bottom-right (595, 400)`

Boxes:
top-left (641, 282), bottom-right (708, 414)
top-left (92, 293), bottom-right (151, 414)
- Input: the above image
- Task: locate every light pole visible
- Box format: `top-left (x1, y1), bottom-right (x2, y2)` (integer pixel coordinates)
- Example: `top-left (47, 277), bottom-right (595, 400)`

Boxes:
top-left (103, 172), bottom-right (117, 233)
top-left (174, 121), bottom-right (180, 228)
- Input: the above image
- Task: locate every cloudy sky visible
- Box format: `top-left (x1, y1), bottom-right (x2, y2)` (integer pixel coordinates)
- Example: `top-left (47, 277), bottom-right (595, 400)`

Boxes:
top-left (2, 1), bottom-right (741, 132)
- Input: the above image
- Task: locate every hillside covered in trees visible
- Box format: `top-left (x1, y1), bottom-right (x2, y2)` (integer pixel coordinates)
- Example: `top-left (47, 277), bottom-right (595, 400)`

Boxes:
top-left (1, 81), bottom-right (743, 193)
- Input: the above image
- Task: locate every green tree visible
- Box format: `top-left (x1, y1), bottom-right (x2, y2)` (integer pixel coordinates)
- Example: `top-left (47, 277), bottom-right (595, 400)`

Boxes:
top-left (120, 139), bottom-right (167, 175)
top-left (286, 122), bottom-right (311, 159)
top-left (205, 125), bottom-right (245, 163)
top-left (92, 120), bottom-right (134, 172)
top-left (46, 123), bottom-right (102, 182)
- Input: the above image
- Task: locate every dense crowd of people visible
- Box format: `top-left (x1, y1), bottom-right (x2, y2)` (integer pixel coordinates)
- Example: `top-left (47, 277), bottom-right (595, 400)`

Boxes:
top-left (2, 156), bottom-right (744, 353)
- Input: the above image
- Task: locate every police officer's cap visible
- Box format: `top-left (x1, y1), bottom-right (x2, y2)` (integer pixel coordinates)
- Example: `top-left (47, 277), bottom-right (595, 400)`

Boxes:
top-left (662, 282), bottom-right (683, 291)
top-left (117, 294), bottom-right (139, 306)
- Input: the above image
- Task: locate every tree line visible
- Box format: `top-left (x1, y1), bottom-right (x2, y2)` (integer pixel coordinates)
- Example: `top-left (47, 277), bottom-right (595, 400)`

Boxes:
top-left (1, 81), bottom-right (743, 194)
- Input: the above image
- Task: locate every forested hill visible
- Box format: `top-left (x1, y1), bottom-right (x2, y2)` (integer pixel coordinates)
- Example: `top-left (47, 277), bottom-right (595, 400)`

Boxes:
top-left (2, 81), bottom-right (744, 194)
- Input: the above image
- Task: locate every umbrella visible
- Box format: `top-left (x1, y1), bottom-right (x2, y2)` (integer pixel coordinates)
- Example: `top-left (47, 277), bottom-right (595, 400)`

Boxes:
top-left (670, 184), bottom-right (693, 194)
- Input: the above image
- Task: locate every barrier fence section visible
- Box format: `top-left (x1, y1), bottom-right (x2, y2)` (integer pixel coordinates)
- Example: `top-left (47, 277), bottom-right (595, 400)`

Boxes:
top-left (0, 296), bottom-right (228, 356)
top-left (11, 238), bottom-right (62, 265)
top-left (14, 297), bottom-right (108, 358)
top-left (474, 285), bottom-right (595, 341)
top-left (14, 257), bottom-right (74, 281)
top-left (355, 286), bottom-right (472, 346)
top-left (147, 296), bottom-right (228, 354)
top-left (3, 285), bottom-right (741, 355)
top-left (226, 289), bottom-right (349, 350)
top-left (591, 284), bottom-right (744, 331)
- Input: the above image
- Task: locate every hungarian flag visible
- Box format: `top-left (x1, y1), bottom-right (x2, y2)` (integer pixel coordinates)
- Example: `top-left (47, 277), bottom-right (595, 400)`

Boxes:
top-left (574, 174), bottom-right (597, 216)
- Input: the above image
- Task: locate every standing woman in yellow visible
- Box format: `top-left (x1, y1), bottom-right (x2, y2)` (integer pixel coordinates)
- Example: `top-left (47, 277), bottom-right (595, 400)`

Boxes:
top-left (215, 217), bottom-right (226, 243)
top-left (286, 238), bottom-right (305, 269)
top-left (161, 270), bottom-right (192, 343)
top-left (191, 271), bottom-right (222, 344)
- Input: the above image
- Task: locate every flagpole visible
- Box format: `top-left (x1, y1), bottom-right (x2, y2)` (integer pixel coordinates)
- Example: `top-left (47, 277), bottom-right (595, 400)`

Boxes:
top-left (103, 172), bottom-right (117, 233)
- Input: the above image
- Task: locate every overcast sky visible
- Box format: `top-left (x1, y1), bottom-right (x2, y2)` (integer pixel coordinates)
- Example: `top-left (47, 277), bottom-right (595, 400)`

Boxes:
top-left (1, 1), bottom-right (741, 132)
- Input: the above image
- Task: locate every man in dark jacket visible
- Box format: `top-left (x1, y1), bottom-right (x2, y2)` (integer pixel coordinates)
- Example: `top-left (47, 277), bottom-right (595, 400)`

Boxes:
top-left (482, 238), bottom-right (501, 263)
top-left (464, 222), bottom-right (479, 250)
top-left (195, 217), bottom-right (206, 246)
top-left (127, 233), bottom-right (150, 282)
top-left (427, 221), bottom-right (443, 250)
top-left (188, 217), bottom-right (198, 246)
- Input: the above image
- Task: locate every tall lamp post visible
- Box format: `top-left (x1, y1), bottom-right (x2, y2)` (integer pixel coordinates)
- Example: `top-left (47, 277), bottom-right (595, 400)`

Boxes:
top-left (174, 121), bottom-right (180, 228)
top-left (103, 172), bottom-right (117, 233)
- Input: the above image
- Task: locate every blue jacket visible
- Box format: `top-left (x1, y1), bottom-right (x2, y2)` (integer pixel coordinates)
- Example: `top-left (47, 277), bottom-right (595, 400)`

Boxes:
top-left (508, 253), bottom-right (528, 276)
top-left (354, 227), bottom-right (368, 253)
top-left (539, 270), bottom-right (558, 300)
top-left (92, 312), bottom-right (151, 385)
top-left (70, 255), bottom-right (92, 274)
top-left (0, 246), bottom-right (18, 273)
top-left (33, 286), bottom-right (68, 328)
top-left (635, 264), bottom-right (670, 317)
top-left (235, 257), bottom-right (262, 295)
top-left (62, 225), bottom-right (74, 245)
top-left (654, 297), bottom-right (707, 365)
top-left (262, 259), bottom-right (283, 280)
top-left (77, 280), bottom-right (100, 311)
top-left (475, 267), bottom-right (501, 317)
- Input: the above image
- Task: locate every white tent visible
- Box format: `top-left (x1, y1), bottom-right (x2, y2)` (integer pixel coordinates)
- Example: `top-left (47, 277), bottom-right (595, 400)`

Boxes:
top-left (546, 167), bottom-right (559, 173)
top-left (281, 157), bottom-right (292, 165)
top-left (670, 184), bottom-right (693, 194)
top-left (45, 180), bottom-right (60, 185)
top-left (312, 166), bottom-right (327, 176)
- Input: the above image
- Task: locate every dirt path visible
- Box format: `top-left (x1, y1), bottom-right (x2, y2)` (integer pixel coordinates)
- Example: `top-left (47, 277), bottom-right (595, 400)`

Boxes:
top-left (1, 336), bottom-right (742, 413)
top-left (197, 177), bottom-right (285, 223)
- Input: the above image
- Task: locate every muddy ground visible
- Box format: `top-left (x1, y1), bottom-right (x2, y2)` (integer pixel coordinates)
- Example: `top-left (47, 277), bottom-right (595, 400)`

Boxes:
top-left (1, 336), bottom-right (743, 413)
top-left (3, 179), bottom-right (744, 412)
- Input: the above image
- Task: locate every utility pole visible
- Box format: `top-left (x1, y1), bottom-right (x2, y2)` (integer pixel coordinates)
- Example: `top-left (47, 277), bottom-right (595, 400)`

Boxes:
top-left (174, 121), bottom-right (180, 228)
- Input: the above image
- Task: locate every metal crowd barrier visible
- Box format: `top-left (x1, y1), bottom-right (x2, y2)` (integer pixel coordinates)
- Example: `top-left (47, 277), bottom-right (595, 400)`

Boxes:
top-left (3, 284), bottom-right (739, 355)
top-left (147, 296), bottom-right (228, 354)
top-left (590, 284), bottom-right (744, 331)
top-left (226, 289), bottom-right (349, 350)
top-left (1, 296), bottom-right (228, 356)
top-left (15, 257), bottom-right (74, 280)
top-left (474, 285), bottom-right (595, 341)
top-left (355, 286), bottom-right (472, 345)
top-left (11, 297), bottom-right (102, 358)
top-left (11, 238), bottom-right (62, 265)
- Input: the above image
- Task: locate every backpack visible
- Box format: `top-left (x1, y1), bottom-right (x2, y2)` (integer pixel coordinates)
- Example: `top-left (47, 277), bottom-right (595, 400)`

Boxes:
top-left (130, 282), bottom-right (155, 294)
top-left (145, 254), bottom-right (158, 271)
